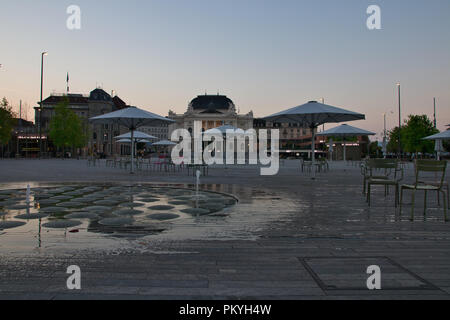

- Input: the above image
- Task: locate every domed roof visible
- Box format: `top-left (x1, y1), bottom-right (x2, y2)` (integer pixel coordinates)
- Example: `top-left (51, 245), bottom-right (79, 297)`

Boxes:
top-left (189, 95), bottom-right (234, 111)
top-left (89, 88), bottom-right (112, 102)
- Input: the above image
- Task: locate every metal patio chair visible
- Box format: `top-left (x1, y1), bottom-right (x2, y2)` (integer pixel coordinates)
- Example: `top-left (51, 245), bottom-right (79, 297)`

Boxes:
top-left (366, 159), bottom-right (403, 207)
top-left (400, 160), bottom-right (447, 221)
top-left (361, 158), bottom-right (397, 195)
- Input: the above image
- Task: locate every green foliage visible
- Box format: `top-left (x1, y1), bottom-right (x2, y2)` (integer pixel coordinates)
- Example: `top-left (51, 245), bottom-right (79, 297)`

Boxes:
top-left (388, 115), bottom-right (439, 154)
top-left (402, 115), bottom-right (438, 154)
top-left (0, 97), bottom-right (17, 145)
top-left (48, 97), bottom-right (87, 150)
top-left (387, 126), bottom-right (401, 153)
top-left (369, 141), bottom-right (382, 157)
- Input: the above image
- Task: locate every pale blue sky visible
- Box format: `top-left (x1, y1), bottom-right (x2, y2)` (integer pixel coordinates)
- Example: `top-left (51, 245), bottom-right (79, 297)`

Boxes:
top-left (1, 0), bottom-right (449, 139)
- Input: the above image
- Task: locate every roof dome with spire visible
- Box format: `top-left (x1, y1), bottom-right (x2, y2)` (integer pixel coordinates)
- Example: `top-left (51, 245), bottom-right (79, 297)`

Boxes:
top-left (189, 94), bottom-right (235, 113)
top-left (89, 88), bottom-right (112, 102)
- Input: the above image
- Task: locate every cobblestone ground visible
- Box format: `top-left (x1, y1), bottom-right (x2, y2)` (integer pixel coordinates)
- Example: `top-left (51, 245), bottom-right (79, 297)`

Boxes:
top-left (0, 159), bottom-right (449, 300)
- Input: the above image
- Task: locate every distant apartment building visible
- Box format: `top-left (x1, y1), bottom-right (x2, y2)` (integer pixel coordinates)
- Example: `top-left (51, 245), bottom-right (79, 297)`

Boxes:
top-left (140, 123), bottom-right (169, 141)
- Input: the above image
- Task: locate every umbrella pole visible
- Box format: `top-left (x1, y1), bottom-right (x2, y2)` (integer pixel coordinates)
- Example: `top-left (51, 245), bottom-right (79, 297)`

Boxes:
top-left (311, 125), bottom-right (316, 179)
top-left (343, 137), bottom-right (346, 163)
top-left (329, 138), bottom-right (333, 163)
top-left (131, 129), bottom-right (135, 174)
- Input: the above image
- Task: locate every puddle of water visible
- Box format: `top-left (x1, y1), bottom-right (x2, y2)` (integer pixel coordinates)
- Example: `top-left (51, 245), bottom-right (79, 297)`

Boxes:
top-left (0, 183), bottom-right (238, 253)
top-left (0, 182), bottom-right (300, 255)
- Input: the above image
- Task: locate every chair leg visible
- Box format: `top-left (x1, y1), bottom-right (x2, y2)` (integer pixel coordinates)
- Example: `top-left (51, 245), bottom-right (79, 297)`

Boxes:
top-left (395, 185), bottom-right (399, 208)
top-left (423, 190), bottom-right (427, 216)
top-left (399, 187), bottom-right (404, 216)
top-left (410, 189), bottom-right (416, 221)
top-left (437, 190), bottom-right (441, 207)
top-left (367, 183), bottom-right (371, 206)
top-left (363, 177), bottom-right (366, 195)
top-left (442, 190), bottom-right (448, 222)
top-left (444, 185), bottom-right (450, 209)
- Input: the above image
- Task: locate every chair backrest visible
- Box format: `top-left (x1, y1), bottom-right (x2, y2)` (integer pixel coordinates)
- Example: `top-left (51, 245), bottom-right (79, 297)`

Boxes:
top-left (367, 158), bottom-right (398, 178)
top-left (414, 160), bottom-right (447, 188)
top-left (367, 158), bottom-right (398, 169)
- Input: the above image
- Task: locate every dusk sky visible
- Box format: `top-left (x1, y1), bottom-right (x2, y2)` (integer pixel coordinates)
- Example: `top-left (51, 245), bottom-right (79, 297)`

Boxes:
top-left (1, 0), bottom-right (449, 140)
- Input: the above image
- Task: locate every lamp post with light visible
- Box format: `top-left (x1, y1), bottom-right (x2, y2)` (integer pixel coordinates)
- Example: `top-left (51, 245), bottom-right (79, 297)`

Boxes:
top-left (396, 83), bottom-right (402, 158)
top-left (39, 52), bottom-right (48, 158)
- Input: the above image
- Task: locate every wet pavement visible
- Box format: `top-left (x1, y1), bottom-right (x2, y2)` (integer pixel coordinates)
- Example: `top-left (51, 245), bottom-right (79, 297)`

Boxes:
top-left (0, 159), bottom-right (449, 300)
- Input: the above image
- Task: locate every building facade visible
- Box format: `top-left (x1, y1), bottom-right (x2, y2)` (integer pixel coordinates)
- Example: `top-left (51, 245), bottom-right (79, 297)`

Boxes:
top-left (35, 88), bottom-right (128, 157)
top-left (139, 123), bottom-right (169, 141)
top-left (168, 94), bottom-right (254, 137)
top-left (253, 118), bottom-right (323, 158)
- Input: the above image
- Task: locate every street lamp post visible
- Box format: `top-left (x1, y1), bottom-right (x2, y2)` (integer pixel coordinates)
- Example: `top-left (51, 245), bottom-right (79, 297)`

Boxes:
top-left (382, 113), bottom-right (387, 158)
top-left (39, 52), bottom-right (48, 159)
top-left (433, 97), bottom-right (437, 128)
top-left (397, 83), bottom-right (401, 158)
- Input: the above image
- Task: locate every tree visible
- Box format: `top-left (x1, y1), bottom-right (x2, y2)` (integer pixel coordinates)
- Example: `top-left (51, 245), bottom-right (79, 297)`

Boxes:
top-left (387, 126), bottom-right (401, 154)
top-left (0, 98), bottom-right (17, 155)
top-left (401, 115), bottom-right (438, 155)
top-left (48, 97), bottom-right (87, 157)
top-left (387, 116), bottom-right (439, 156)
top-left (369, 141), bottom-right (382, 158)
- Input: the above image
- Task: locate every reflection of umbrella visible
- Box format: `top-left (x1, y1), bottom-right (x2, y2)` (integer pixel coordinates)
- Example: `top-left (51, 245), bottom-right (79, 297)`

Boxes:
top-left (317, 124), bottom-right (375, 161)
top-left (115, 131), bottom-right (157, 140)
top-left (264, 101), bottom-right (365, 177)
top-left (90, 107), bottom-right (174, 173)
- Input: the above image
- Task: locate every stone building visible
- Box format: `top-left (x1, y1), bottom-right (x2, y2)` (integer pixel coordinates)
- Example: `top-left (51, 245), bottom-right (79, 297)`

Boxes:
top-left (253, 118), bottom-right (322, 158)
top-left (35, 88), bottom-right (128, 156)
top-left (139, 123), bottom-right (169, 141)
top-left (168, 94), bottom-right (254, 137)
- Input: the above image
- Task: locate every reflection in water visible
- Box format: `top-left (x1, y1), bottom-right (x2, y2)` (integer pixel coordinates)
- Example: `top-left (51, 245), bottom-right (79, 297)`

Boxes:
top-left (0, 184), bottom-right (238, 241)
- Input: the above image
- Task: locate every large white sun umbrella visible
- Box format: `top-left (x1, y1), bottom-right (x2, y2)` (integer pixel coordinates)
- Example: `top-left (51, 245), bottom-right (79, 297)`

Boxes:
top-left (423, 130), bottom-right (450, 160)
top-left (423, 130), bottom-right (450, 141)
top-left (115, 131), bottom-right (157, 140)
top-left (204, 125), bottom-right (239, 167)
top-left (152, 140), bottom-right (177, 146)
top-left (317, 124), bottom-right (375, 161)
top-left (117, 139), bottom-right (151, 157)
top-left (328, 138), bottom-right (334, 161)
top-left (264, 101), bottom-right (365, 178)
top-left (152, 140), bottom-right (177, 158)
top-left (117, 139), bottom-right (152, 144)
top-left (90, 106), bottom-right (174, 173)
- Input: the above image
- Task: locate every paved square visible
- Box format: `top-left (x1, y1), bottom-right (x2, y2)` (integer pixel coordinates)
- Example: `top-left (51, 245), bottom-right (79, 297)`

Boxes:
top-left (0, 159), bottom-right (449, 300)
top-left (300, 257), bottom-right (438, 291)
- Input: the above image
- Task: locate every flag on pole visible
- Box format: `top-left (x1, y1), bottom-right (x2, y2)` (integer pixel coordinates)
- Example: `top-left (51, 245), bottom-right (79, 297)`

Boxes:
top-left (66, 72), bottom-right (70, 93)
